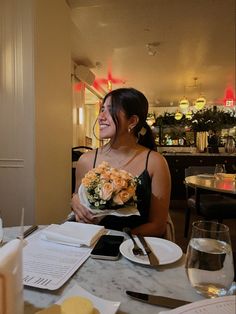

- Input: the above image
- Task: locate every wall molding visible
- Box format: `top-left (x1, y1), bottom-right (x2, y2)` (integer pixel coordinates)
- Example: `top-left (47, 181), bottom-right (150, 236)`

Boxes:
top-left (0, 158), bottom-right (24, 168)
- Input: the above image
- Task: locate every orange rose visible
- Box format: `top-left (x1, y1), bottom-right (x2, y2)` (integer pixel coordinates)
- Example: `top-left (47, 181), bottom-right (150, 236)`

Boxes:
top-left (85, 171), bottom-right (97, 181)
top-left (82, 177), bottom-right (92, 187)
top-left (127, 185), bottom-right (136, 197)
top-left (100, 170), bottom-right (111, 180)
top-left (113, 190), bottom-right (131, 205)
top-left (99, 182), bottom-right (114, 200)
top-left (112, 177), bottom-right (128, 192)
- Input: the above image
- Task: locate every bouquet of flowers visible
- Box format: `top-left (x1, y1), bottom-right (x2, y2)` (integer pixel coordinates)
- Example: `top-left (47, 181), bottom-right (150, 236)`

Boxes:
top-left (79, 162), bottom-right (139, 216)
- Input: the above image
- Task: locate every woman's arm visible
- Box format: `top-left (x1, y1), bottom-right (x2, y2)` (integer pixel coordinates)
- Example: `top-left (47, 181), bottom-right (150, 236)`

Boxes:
top-left (131, 152), bottom-right (171, 237)
top-left (71, 151), bottom-right (96, 223)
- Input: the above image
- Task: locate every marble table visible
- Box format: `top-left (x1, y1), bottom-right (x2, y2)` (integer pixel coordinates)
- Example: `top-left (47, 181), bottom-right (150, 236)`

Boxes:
top-left (3, 226), bottom-right (205, 314)
top-left (185, 175), bottom-right (236, 194)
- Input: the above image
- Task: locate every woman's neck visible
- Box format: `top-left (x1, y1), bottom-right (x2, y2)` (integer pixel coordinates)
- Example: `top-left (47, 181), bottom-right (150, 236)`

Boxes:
top-left (104, 140), bottom-right (139, 154)
top-left (100, 139), bottom-right (144, 169)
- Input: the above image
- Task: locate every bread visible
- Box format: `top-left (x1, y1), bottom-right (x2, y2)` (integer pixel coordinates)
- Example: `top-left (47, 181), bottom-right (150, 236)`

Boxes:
top-left (35, 296), bottom-right (96, 314)
top-left (35, 304), bottom-right (61, 314)
top-left (61, 296), bottom-right (94, 314)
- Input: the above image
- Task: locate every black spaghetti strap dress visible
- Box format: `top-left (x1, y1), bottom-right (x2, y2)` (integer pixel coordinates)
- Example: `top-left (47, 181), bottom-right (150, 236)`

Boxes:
top-left (92, 149), bottom-right (152, 231)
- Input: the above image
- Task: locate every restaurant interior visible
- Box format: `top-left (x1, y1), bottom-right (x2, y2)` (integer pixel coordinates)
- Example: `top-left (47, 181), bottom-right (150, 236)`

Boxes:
top-left (0, 0), bottom-right (236, 312)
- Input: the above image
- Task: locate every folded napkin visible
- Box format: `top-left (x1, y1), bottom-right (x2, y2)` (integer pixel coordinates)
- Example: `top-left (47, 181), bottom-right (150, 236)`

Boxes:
top-left (41, 222), bottom-right (106, 247)
top-left (0, 239), bottom-right (23, 313)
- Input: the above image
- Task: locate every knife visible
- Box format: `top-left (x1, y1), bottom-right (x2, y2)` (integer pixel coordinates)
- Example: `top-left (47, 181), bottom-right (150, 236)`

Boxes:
top-left (126, 291), bottom-right (190, 308)
top-left (17, 225), bottom-right (38, 239)
top-left (137, 235), bottom-right (159, 266)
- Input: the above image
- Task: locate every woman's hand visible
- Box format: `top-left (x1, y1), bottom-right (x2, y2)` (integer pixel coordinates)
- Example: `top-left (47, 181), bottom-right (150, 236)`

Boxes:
top-left (71, 193), bottom-right (94, 223)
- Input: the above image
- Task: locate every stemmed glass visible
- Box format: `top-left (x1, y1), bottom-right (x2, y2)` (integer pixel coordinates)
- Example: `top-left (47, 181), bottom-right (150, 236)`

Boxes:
top-left (0, 212), bottom-right (3, 246)
top-left (214, 163), bottom-right (226, 179)
top-left (185, 221), bottom-right (234, 298)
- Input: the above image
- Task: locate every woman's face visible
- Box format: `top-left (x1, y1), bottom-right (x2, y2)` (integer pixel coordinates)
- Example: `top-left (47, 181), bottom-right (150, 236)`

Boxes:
top-left (98, 96), bottom-right (129, 139)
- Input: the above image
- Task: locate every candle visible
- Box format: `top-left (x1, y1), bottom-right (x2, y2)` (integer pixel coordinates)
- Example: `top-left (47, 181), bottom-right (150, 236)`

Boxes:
top-left (0, 239), bottom-right (23, 314)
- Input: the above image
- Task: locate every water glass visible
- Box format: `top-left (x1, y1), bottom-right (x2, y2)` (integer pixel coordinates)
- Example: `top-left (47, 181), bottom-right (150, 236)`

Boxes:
top-left (185, 221), bottom-right (234, 298)
top-left (214, 163), bottom-right (226, 179)
top-left (0, 214), bottom-right (3, 245)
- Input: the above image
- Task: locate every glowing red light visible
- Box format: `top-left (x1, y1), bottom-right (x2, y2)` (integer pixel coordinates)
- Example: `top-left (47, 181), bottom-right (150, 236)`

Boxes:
top-left (94, 62), bottom-right (125, 91)
top-left (223, 86), bottom-right (235, 107)
top-left (74, 82), bottom-right (84, 92)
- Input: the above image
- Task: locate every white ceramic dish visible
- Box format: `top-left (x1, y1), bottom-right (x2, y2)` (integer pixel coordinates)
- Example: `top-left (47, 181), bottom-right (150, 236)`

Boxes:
top-left (159, 295), bottom-right (235, 314)
top-left (120, 237), bottom-right (182, 265)
top-left (56, 284), bottom-right (120, 314)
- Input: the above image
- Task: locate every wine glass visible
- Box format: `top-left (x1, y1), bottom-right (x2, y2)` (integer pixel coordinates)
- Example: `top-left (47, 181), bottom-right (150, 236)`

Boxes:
top-left (214, 163), bottom-right (226, 179)
top-left (0, 212), bottom-right (3, 246)
top-left (185, 220), bottom-right (234, 298)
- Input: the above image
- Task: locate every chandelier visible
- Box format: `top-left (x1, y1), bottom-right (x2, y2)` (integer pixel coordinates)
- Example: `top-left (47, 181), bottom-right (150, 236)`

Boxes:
top-left (179, 77), bottom-right (206, 111)
top-left (195, 96), bottom-right (206, 110)
top-left (175, 111), bottom-right (183, 120)
top-left (179, 97), bottom-right (190, 110)
top-left (185, 110), bottom-right (193, 120)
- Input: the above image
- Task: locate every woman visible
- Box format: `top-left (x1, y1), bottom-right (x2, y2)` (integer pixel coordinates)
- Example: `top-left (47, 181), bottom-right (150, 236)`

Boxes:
top-left (71, 88), bottom-right (171, 237)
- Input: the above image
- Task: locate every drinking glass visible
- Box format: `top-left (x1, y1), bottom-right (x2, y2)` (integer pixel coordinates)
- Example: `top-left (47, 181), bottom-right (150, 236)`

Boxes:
top-left (185, 221), bottom-right (234, 298)
top-left (0, 213), bottom-right (3, 245)
top-left (214, 163), bottom-right (226, 179)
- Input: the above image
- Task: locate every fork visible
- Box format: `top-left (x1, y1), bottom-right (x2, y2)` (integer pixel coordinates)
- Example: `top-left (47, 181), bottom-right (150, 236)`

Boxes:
top-left (123, 227), bottom-right (144, 256)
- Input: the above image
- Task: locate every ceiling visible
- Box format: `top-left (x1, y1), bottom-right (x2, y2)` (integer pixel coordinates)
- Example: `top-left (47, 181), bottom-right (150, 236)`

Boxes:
top-left (67, 0), bottom-right (235, 107)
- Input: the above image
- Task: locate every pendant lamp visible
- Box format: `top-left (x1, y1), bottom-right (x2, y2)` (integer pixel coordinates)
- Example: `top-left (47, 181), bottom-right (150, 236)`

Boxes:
top-left (175, 111), bottom-right (183, 120)
top-left (195, 96), bottom-right (206, 110)
top-left (185, 110), bottom-right (193, 120)
top-left (179, 97), bottom-right (189, 110)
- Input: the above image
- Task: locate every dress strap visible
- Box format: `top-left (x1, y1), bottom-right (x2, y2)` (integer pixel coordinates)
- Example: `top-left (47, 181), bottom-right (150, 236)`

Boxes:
top-left (145, 150), bottom-right (152, 170)
top-left (93, 148), bottom-right (98, 168)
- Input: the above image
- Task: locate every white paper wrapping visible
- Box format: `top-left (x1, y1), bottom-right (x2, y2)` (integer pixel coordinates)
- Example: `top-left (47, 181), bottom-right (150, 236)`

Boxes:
top-left (78, 184), bottom-right (140, 218)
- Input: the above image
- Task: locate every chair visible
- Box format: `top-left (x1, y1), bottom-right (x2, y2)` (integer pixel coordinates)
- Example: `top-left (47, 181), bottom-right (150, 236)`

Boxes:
top-left (72, 145), bottom-right (92, 162)
top-left (184, 166), bottom-right (236, 237)
top-left (164, 213), bottom-right (175, 242)
top-left (72, 146), bottom-right (92, 193)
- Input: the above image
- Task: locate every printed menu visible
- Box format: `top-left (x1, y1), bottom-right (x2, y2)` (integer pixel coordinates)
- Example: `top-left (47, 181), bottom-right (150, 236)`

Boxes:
top-left (23, 227), bottom-right (91, 290)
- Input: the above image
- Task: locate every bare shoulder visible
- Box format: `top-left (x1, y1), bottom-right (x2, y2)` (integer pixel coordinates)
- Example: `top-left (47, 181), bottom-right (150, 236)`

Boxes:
top-left (148, 150), bottom-right (167, 164)
top-left (147, 150), bottom-right (170, 173)
top-left (76, 149), bottom-right (97, 171)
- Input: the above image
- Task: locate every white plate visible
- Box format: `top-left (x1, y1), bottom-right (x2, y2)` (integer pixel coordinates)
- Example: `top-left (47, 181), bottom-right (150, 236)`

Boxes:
top-left (197, 174), bottom-right (214, 178)
top-left (56, 284), bottom-right (120, 314)
top-left (119, 237), bottom-right (182, 265)
top-left (159, 295), bottom-right (236, 314)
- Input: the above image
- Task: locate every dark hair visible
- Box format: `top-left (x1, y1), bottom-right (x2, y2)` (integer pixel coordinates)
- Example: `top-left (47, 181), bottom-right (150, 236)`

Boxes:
top-left (102, 88), bottom-right (156, 150)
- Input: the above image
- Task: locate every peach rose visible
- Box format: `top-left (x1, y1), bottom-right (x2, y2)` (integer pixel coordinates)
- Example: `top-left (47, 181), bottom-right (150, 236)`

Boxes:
top-left (127, 185), bottom-right (136, 197)
top-left (100, 170), bottom-right (111, 180)
top-left (113, 190), bottom-right (131, 205)
top-left (112, 177), bottom-right (128, 192)
top-left (85, 171), bottom-right (97, 181)
top-left (82, 177), bottom-right (92, 187)
top-left (99, 182), bottom-right (114, 200)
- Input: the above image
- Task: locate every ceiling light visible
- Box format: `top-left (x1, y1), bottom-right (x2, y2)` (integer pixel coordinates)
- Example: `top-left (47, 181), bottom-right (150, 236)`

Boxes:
top-left (185, 110), bottom-right (193, 120)
top-left (195, 96), bottom-right (206, 110)
top-left (179, 97), bottom-right (190, 110)
top-left (182, 77), bottom-right (206, 111)
top-left (175, 111), bottom-right (183, 120)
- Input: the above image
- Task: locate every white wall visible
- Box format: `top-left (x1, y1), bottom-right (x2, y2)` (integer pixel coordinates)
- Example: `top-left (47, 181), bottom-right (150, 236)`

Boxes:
top-left (34, 0), bottom-right (72, 224)
top-left (0, 0), bottom-right (72, 226)
top-left (0, 0), bottom-right (35, 226)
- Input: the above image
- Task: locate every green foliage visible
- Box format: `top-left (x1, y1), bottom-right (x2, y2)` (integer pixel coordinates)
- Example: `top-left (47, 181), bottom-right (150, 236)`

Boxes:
top-left (155, 108), bottom-right (236, 132)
